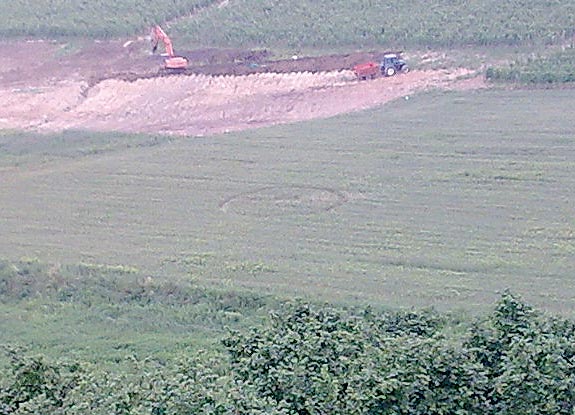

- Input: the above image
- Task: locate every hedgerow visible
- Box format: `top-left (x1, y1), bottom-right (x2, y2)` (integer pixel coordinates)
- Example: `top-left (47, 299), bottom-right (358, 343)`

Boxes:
top-left (2, 292), bottom-right (574, 414)
top-left (487, 48), bottom-right (575, 83)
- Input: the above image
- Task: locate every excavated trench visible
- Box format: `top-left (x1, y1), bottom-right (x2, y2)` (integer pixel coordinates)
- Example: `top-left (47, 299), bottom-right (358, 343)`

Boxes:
top-left (0, 40), bottom-right (485, 136)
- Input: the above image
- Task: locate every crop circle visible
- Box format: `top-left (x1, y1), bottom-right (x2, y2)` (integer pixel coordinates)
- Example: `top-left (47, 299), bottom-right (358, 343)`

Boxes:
top-left (220, 186), bottom-right (347, 216)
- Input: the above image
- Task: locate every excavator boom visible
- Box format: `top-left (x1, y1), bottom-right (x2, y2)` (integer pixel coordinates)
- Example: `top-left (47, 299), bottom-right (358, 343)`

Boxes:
top-left (151, 25), bottom-right (174, 56)
top-left (151, 25), bottom-right (188, 71)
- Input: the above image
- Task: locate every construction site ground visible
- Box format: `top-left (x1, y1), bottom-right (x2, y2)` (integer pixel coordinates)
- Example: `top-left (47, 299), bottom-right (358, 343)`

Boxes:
top-left (0, 38), bottom-right (486, 136)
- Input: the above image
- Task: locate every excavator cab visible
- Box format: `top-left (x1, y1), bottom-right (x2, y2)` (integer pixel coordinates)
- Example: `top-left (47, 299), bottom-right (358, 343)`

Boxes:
top-left (164, 56), bottom-right (188, 71)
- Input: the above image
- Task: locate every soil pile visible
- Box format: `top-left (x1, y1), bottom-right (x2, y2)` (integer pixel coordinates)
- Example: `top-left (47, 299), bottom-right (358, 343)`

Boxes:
top-left (0, 40), bottom-right (485, 136)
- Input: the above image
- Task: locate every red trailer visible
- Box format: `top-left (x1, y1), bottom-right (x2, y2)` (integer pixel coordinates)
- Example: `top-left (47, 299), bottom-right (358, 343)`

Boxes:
top-left (353, 61), bottom-right (379, 80)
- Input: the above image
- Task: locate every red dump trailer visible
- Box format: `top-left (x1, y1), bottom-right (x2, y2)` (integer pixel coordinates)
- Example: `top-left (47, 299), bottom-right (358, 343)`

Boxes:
top-left (353, 61), bottom-right (379, 80)
top-left (353, 53), bottom-right (409, 80)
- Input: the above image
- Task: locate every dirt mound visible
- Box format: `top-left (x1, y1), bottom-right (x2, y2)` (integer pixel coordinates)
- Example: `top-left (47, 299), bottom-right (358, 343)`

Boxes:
top-left (0, 39), bottom-right (486, 136)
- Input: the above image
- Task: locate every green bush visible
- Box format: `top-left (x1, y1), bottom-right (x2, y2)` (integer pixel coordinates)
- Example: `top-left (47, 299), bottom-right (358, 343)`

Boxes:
top-left (2, 292), bottom-right (575, 414)
top-left (223, 294), bottom-right (574, 414)
top-left (0, 347), bottom-right (80, 414)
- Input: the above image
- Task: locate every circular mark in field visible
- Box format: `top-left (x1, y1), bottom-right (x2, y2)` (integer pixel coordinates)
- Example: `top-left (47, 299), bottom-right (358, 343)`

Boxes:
top-left (220, 186), bottom-right (347, 216)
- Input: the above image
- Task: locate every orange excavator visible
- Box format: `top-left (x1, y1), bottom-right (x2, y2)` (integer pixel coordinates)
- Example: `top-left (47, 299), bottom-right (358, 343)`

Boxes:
top-left (151, 25), bottom-right (188, 71)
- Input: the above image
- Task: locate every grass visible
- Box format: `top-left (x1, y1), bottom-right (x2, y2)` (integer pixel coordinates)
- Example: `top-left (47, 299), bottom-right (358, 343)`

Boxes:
top-left (487, 48), bottom-right (575, 83)
top-left (0, 129), bottom-right (174, 168)
top-left (0, 0), bottom-right (573, 51)
top-left (0, 0), bottom-right (216, 38)
top-left (1, 88), bottom-right (574, 316)
top-left (0, 258), bottom-right (276, 364)
top-left (175, 0), bottom-right (575, 49)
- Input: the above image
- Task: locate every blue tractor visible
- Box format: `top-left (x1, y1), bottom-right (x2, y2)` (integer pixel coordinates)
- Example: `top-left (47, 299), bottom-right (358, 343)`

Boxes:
top-left (380, 52), bottom-right (409, 77)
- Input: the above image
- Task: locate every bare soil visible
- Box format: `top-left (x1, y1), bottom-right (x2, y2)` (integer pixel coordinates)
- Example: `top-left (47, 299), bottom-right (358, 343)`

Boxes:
top-left (0, 38), bottom-right (487, 136)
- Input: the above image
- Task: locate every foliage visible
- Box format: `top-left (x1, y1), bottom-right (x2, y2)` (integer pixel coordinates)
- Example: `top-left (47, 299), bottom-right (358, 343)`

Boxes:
top-left (2, 293), bottom-right (575, 414)
top-left (0, 347), bottom-right (80, 414)
top-left (59, 354), bottom-right (236, 415)
top-left (466, 291), bottom-right (575, 414)
top-left (487, 48), bottom-right (575, 83)
top-left (223, 302), bottom-right (488, 414)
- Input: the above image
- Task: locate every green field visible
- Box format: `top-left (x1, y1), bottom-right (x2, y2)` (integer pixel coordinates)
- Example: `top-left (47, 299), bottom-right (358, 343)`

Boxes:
top-left (2, 1), bottom-right (575, 411)
top-left (2, 88), bottom-right (574, 316)
top-left (0, 0), bottom-right (215, 37)
top-left (487, 48), bottom-right (575, 83)
top-left (0, 258), bottom-right (275, 363)
top-left (175, 0), bottom-right (575, 48)
top-left (2, 0), bottom-right (574, 50)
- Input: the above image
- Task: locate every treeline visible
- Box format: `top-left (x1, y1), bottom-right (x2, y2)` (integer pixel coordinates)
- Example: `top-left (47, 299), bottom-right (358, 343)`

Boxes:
top-left (487, 49), bottom-right (575, 83)
top-left (2, 292), bottom-right (574, 414)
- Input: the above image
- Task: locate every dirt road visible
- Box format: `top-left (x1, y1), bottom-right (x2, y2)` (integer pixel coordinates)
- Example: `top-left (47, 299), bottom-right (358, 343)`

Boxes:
top-left (0, 39), bottom-right (485, 136)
